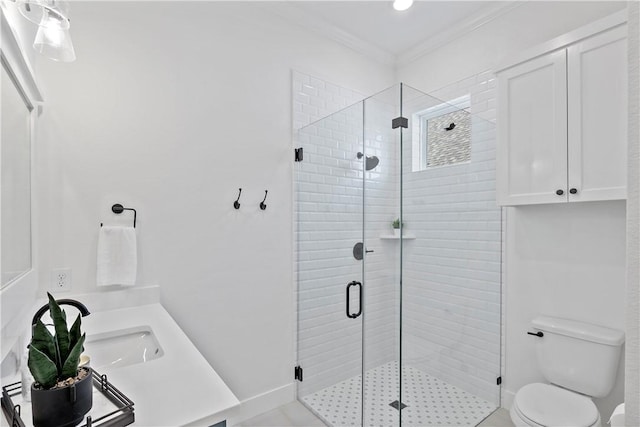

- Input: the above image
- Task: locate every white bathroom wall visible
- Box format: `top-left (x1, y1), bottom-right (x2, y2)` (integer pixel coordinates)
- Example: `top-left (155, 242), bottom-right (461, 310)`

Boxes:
top-left (397, 0), bottom-right (629, 421)
top-left (32, 1), bottom-right (394, 411)
top-left (626, 3), bottom-right (640, 424)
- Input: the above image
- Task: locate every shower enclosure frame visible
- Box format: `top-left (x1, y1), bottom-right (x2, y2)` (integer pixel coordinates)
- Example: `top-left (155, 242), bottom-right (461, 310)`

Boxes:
top-left (294, 82), bottom-right (502, 427)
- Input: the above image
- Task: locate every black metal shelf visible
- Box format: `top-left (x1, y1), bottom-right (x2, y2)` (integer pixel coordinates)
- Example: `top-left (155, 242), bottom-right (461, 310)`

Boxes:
top-left (1, 369), bottom-right (134, 427)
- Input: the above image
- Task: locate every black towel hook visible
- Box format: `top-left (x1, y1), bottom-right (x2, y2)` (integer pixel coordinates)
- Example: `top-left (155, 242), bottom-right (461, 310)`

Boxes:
top-left (260, 190), bottom-right (268, 210)
top-left (234, 188), bottom-right (242, 209)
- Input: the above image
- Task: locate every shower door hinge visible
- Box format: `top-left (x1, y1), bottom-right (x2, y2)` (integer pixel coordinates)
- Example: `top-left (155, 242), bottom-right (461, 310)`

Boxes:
top-left (392, 116), bottom-right (408, 129)
top-left (294, 365), bottom-right (303, 382)
top-left (496, 376), bottom-right (502, 385)
top-left (294, 148), bottom-right (304, 162)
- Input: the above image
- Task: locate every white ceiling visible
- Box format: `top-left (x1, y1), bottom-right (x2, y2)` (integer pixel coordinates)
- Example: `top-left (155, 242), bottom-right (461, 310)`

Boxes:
top-left (268, 1), bottom-right (520, 65)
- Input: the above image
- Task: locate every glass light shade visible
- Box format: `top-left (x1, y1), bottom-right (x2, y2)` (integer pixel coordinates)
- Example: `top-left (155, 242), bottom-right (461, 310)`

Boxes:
top-left (33, 12), bottom-right (76, 62)
top-left (393, 0), bottom-right (414, 11)
top-left (16, 0), bottom-right (70, 29)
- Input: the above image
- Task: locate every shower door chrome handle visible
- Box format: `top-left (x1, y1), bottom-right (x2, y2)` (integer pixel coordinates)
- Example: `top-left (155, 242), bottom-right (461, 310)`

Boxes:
top-left (346, 281), bottom-right (362, 319)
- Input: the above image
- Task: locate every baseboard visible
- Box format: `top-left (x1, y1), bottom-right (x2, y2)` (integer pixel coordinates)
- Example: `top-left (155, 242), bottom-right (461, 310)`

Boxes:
top-left (502, 389), bottom-right (515, 411)
top-left (185, 382), bottom-right (295, 426)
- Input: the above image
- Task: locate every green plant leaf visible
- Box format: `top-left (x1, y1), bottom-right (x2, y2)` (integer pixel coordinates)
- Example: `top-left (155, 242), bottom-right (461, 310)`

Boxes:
top-left (47, 293), bottom-right (70, 365)
top-left (68, 314), bottom-right (82, 350)
top-left (28, 345), bottom-right (58, 389)
top-left (31, 320), bottom-right (57, 363)
top-left (61, 333), bottom-right (85, 380)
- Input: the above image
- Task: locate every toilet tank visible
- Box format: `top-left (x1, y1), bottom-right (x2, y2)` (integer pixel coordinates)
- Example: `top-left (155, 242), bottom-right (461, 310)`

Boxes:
top-left (532, 316), bottom-right (624, 398)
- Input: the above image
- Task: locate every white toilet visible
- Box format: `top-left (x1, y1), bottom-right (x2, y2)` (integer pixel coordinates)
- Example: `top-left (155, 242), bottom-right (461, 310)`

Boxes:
top-left (510, 316), bottom-right (625, 427)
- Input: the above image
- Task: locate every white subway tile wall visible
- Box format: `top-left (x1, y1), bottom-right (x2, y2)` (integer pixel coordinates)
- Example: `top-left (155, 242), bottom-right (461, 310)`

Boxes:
top-left (292, 70), bottom-right (365, 130)
top-left (402, 74), bottom-right (501, 404)
top-left (293, 71), bottom-right (501, 409)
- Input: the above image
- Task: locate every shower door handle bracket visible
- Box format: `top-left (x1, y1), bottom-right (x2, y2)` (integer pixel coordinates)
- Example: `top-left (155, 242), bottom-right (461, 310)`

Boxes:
top-left (346, 281), bottom-right (362, 319)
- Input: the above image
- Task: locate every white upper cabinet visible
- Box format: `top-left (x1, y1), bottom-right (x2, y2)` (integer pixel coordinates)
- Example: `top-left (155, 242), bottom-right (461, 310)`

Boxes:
top-left (567, 26), bottom-right (627, 202)
top-left (496, 15), bottom-right (627, 206)
top-left (497, 50), bottom-right (568, 205)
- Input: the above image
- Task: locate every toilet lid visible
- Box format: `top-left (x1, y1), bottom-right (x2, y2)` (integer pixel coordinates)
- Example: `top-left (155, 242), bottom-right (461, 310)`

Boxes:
top-left (514, 383), bottom-right (599, 427)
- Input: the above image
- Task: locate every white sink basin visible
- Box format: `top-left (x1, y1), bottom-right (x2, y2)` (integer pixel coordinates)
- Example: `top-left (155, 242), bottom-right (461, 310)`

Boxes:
top-left (80, 303), bottom-right (239, 425)
top-left (84, 325), bottom-right (164, 370)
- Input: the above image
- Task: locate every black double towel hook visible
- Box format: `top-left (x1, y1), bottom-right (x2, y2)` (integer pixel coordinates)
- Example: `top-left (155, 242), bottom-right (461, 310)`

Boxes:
top-left (234, 188), bottom-right (242, 209)
top-left (260, 190), bottom-right (268, 211)
top-left (234, 188), bottom-right (268, 210)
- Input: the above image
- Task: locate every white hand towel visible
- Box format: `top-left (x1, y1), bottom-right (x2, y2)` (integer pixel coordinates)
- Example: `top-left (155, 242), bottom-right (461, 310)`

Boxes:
top-left (97, 226), bottom-right (137, 287)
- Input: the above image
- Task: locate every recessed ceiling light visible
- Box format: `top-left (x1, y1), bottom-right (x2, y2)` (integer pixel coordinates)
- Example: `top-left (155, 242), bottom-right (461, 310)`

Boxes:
top-left (393, 0), bottom-right (414, 11)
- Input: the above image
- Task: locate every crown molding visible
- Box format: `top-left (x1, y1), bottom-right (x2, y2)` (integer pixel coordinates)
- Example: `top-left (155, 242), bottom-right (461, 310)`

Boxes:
top-left (256, 1), bottom-right (525, 69)
top-left (495, 8), bottom-right (627, 73)
top-left (396, 1), bottom-right (525, 67)
top-left (263, 2), bottom-right (397, 67)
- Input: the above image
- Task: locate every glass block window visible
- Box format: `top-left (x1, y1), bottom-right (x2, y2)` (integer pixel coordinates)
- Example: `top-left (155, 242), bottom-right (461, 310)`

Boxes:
top-left (423, 109), bottom-right (471, 168)
top-left (412, 95), bottom-right (471, 172)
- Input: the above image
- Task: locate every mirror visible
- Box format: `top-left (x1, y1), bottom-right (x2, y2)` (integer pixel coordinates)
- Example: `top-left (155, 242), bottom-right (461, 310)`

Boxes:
top-left (1, 57), bottom-right (33, 288)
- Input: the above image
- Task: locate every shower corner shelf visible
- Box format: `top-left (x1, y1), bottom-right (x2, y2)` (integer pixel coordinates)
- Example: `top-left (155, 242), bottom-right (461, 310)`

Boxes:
top-left (379, 234), bottom-right (416, 240)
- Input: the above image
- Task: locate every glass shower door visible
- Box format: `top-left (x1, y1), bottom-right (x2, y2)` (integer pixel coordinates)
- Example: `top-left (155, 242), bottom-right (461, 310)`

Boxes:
top-left (361, 85), bottom-right (402, 427)
top-left (400, 83), bottom-right (502, 425)
top-left (295, 102), bottom-right (365, 427)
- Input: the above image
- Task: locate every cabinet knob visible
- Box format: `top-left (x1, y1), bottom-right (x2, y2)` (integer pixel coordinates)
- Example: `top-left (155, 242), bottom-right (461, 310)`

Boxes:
top-left (569, 188), bottom-right (578, 194)
top-left (556, 189), bottom-right (564, 196)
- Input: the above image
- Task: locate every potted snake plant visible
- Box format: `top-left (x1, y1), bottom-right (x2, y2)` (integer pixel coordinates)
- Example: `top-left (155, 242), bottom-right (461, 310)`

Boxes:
top-left (28, 293), bottom-right (92, 427)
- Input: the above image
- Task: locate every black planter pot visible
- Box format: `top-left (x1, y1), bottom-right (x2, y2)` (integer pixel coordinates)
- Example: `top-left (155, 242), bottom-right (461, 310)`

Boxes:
top-left (31, 368), bottom-right (93, 427)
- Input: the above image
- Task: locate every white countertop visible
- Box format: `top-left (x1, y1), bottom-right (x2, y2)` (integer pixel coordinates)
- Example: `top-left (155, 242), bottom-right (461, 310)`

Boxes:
top-left (81, 303), bottom-right (240, 426)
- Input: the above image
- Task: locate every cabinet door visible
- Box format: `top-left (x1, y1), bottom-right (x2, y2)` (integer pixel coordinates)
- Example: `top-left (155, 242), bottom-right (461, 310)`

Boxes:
top-left (497, 50), bottom-right (568, 206)
top-left (567, 25), bottom-right (627, 202)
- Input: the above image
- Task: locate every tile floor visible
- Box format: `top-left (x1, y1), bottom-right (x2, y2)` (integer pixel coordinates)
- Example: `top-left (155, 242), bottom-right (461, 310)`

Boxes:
top-left (237, 401), bottom-right (514, 427)
top-left (300, 362), bottom-right (495, 426)
top-left (477, 409), bottom-right (514, 427)
top-left (237, 401), bottom-right (326, 427)
top-left (238, 361), bottom-right (514, 427)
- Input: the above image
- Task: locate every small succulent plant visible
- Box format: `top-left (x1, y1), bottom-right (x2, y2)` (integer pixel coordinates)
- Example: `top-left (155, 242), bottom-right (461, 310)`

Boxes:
top-left (392, 218), bottom-right (403, 229)
top-left (28, 293), bottom-right (86, 389)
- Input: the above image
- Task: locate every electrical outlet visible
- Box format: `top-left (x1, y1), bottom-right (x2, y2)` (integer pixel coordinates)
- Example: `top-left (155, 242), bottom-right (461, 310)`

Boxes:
top-left (51, 268), bottom-right (72, 291)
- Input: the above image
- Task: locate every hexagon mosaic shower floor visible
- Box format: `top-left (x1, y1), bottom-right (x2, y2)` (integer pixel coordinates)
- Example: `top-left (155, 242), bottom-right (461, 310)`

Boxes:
top-left (300, 362), bottom-right (495, 426)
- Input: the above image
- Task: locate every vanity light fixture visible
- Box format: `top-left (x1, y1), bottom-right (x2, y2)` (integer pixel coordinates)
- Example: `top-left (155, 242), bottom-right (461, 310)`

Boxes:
top-left (393, 0), bottom-right (414, 11)
top-left (16, 0), bottom-right (70, 28)
top-left (33, 9), bottom-right (75, 62)
top-left (13, 0), bottom-right (76, 62)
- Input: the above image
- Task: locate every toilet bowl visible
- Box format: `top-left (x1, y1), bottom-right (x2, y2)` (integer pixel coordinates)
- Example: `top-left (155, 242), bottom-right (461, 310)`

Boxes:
top-left (510, 383), bottom-right (601, 427)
